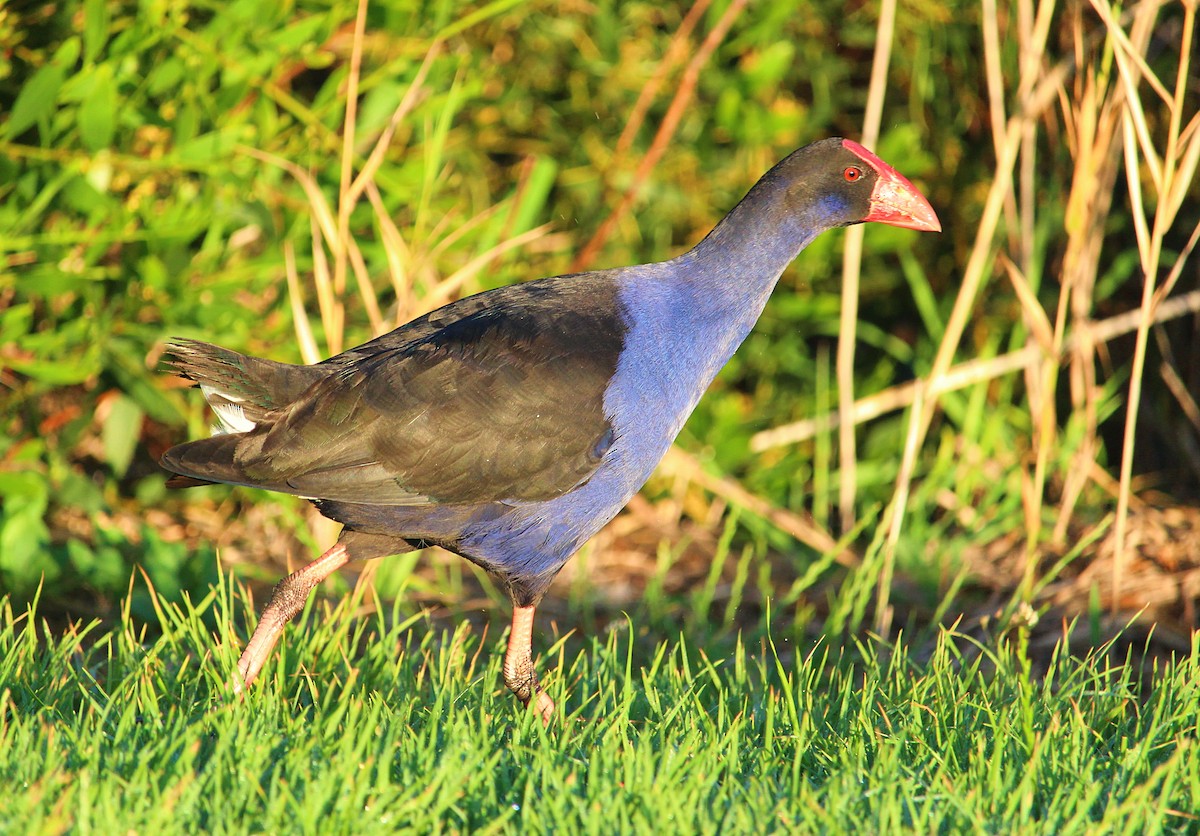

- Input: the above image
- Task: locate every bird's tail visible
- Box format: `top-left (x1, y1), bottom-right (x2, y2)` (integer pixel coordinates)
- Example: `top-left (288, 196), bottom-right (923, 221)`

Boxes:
top-left (164, 339), bottom-right (327, 434)
top-left (161, 339), bottom-right (329, 488)
top-left (161, 434), bottom-right (245, 489)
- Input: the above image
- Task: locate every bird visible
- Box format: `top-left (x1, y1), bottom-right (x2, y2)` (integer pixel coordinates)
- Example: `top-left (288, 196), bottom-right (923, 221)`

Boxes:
top-left (160, 137), bottom-right (940, 723)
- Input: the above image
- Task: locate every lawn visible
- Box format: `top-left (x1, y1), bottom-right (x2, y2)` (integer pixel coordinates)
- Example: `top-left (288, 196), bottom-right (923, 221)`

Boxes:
top-left (3, 582), bottom-right (1197, 833)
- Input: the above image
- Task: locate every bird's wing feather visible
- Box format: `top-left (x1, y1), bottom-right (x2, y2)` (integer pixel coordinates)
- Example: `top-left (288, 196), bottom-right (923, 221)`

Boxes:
top-left (189, 276), bottom-right (626, 506)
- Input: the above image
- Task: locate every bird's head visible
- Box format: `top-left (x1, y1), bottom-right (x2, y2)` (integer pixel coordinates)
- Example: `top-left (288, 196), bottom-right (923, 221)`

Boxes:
top-left (771, 137), bottom-right (941, 234)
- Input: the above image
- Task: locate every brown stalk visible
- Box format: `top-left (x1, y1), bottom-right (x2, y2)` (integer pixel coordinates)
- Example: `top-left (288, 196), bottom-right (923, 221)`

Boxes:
top-left (261, 32), bottom-right (437, 352)
top-left (1160, 359), bottom-right (1200, 437)
top-left (310, 213), bottom-right (340, 355)
top-left (284, 241), bottom-right (321, 365)
top-left (845, 0), bottom-right (898, 631)
top-left (333, 0), bottom-right (370, 314)
top-left (236, 147), bottom-right (343, 355)
top-left (882, 0), bottom-right (1061, 605)
top-left (616, 0), bottom-right (712, 155)
top-left (659, 447), bottom-right (858, 568)
top-left (981, 0), bottom-right (1023, 254)
top-left (750, 287), bottom-right (1200, 449)
top-left (415, 225), bottom-right (554, 316)
top-left (569, 0), bottom-right (748, 273)
top-left (1002, 255), bottom-right (1056, 354)
top-left (841, 0), bottom-right (897, 539)
top-left (1053, 14), bottom-right (1127, 546)
top-left (1100, 0), bottom-right (1196, 612)
top-left (346, 42), bottom-right (440, 208)
top-left (1014, 0), bottom-right (1059, 593)
top-left (1017, 0), bottom-right (1044, 281)
top-left (366, 181), bottom-right (413, 325)
top-left (346, 230), bottom-right (385, 335)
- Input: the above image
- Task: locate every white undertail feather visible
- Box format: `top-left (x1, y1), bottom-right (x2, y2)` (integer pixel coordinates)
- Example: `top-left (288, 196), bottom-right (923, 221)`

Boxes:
top-left (200, 384), bottom-right (256, 435)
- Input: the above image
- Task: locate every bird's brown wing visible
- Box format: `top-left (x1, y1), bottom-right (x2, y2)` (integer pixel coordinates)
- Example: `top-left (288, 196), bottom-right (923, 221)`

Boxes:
top-left (162, 276), bottom-right (626, 506)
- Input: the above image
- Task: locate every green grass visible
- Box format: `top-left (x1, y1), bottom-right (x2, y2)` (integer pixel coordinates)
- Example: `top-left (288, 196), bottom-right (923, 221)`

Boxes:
top-left (2, 582), bottom-right (1197, 833)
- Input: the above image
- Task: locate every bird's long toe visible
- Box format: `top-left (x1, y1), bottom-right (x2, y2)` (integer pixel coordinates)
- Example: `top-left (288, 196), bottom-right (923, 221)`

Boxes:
top-left (234, 620), bottom-right (282, 692)
top-left (503, 660), bottom-right (555, 726)
top-left (531, 689), bottom-right (555, 726)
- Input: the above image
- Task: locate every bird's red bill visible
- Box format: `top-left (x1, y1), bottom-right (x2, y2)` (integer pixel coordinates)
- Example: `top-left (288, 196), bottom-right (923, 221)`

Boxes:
top-left (843, 139), bottom-right (942, 233)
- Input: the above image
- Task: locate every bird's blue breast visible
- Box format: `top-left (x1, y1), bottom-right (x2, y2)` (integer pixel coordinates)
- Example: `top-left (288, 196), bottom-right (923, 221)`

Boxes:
top-left (459, 259), bottom-right (784, 587)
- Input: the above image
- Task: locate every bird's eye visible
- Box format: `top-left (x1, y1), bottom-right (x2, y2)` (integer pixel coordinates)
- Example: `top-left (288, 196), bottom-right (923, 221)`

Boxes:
top-left (844, 166), bottom-right (863, 182)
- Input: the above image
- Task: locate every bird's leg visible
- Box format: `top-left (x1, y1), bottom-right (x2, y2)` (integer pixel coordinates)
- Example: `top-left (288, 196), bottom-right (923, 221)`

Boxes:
top-left (233, 540), bottom-right (351, 692)
top-left (503, 604), bottom-right (555, 725)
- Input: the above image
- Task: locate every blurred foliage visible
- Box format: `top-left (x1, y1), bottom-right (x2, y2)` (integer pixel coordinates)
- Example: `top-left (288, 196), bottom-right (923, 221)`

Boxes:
top-left (0, 0), bottom-right (1195, 622)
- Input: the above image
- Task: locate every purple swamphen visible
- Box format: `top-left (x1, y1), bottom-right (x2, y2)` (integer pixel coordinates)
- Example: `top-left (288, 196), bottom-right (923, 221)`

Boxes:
top-left (160, 138), bottom-right (940, 722)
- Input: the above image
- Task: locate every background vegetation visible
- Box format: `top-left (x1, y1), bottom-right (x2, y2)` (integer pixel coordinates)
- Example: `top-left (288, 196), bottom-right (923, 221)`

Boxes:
top-left (2, 0), bottom-right (1198, 829)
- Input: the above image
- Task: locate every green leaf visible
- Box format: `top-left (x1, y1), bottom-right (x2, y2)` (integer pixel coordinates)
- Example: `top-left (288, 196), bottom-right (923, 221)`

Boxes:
top-left (510, 156), bottom-right (557, 235)
top-left (6, 62), bottom-right (67, 139)
top-left (83, 0), bottom-right (111, 64)
top-left (0, 303), bottom-right (34, 343)
top-left (173, 127), bottom-right (242, 165)
top-left (6, 356), bottom-right (96, 385)
top-left (745, 42), bottom-right (795, 94)
top-left (57, 469), bottom-right (105, 515)
top-left (146, 57), bottom-right (185, 96)
top-left (78, 66), bottom-right (117, 151)
top-left (0, 471), bottom-right (50, 511)
top-left (102, 394), bottom-right (144, 477)
top-left (0, 473), bottom-right (55, 591)
top-left (0, 510), bottom-right (58, 590)
top-left (105, 337), bottom-right (183, 425)
top-left (268, 14), bottom-right (328, 51)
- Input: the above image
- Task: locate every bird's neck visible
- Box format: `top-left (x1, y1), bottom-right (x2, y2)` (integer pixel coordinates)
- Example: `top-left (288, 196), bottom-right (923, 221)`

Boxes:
top-left (667, 184), bottom-right (826, 333)
top-left (612, 188), bottom-right (829, 419)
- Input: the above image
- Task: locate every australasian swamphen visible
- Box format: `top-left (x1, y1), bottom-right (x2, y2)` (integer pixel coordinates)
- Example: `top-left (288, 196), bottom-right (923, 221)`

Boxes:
top-left (160, 138), bottom-right (940, 723)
